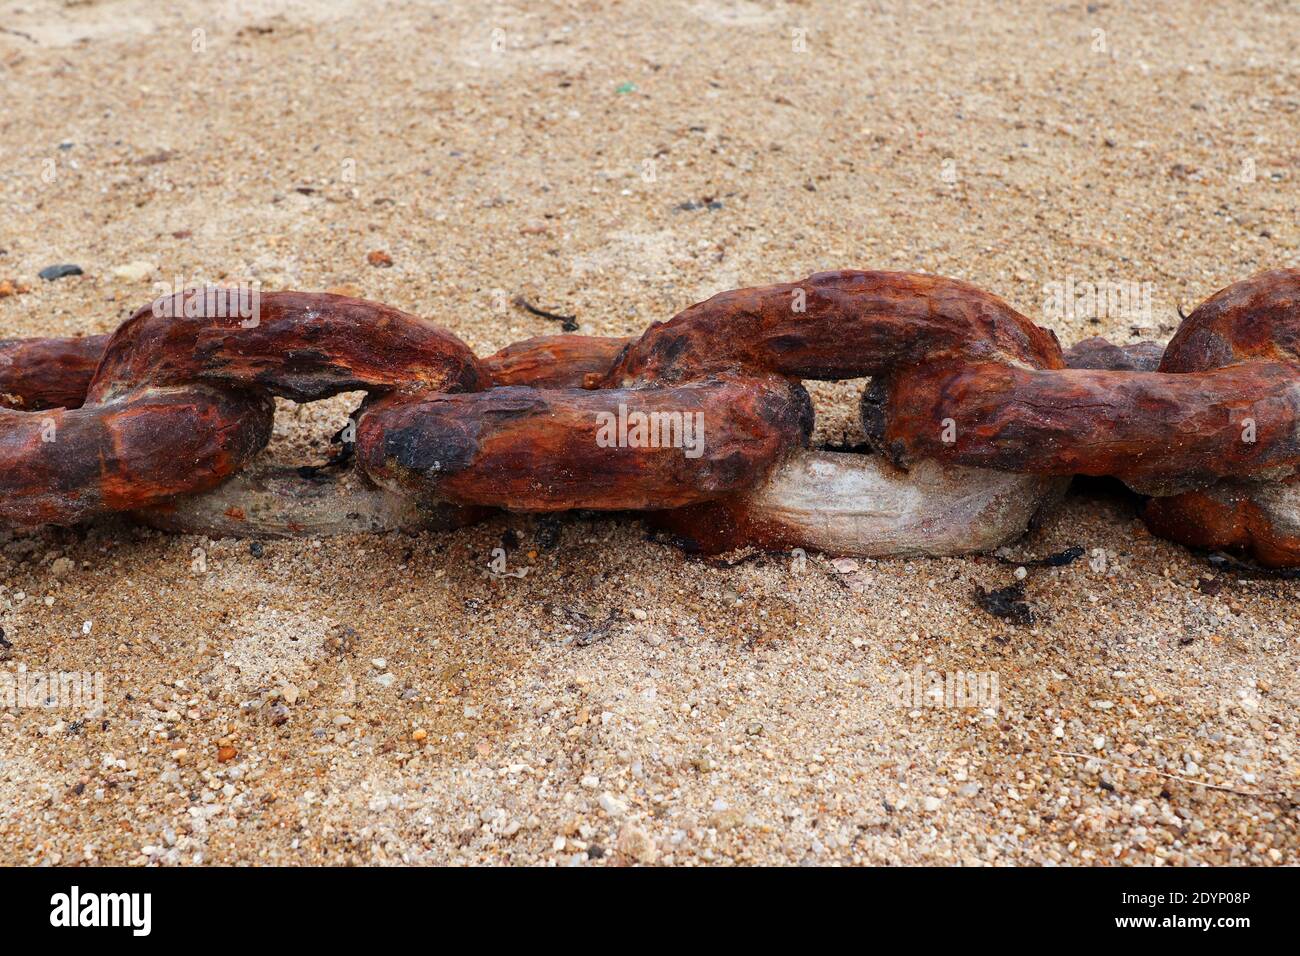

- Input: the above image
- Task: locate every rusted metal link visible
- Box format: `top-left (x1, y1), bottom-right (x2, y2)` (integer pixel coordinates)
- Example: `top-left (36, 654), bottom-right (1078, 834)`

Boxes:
top-left (0, 333), bottom-right (108, 411)
top-left (871, 357), bottom-right (1300, 493)
top-left (482, 334), bottom-right (633, 389)
top-left (1, 270), bottom-right (1296, 565)
top-left (1134, 269), bottom-right (1300, 564)
top-left (0, 384), bottom-right (272, 527)
top-left (355, 373), bottom-right (812, 512)
top-left (2, 290), bottom-right (484, 529)
top-left (88, 289), bottom-right (487, 402)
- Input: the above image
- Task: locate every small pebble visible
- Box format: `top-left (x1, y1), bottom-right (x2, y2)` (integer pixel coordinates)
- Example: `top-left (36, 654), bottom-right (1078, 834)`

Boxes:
top-left (617, 825), bottom-right (657, 864)
top-left (110, 260), bottom-right (156, 281)
top-left (598, 792), bottom-right (627, 816)
top-left (38, 264), bottom-right (83, 281)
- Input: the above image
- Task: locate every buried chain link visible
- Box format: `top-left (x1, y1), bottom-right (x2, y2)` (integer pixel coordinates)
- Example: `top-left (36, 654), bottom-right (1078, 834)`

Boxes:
top-left (1, 269), bottom-right (1298, 566)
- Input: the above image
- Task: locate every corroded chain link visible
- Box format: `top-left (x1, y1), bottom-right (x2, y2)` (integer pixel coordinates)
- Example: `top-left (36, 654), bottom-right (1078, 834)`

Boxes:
top-left (2, 269), bottom-right (1297, 566)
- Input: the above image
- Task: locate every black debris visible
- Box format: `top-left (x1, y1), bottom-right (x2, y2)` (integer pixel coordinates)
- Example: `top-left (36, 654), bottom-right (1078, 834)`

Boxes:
top-left (575, 609), bottom-right (619, 647)
top-left (974, 581), bottom-right (1035, 625)
top-left (534, 515), bottom-right (562, 550)
top-left (994, 545), bottom-right (1084, 568)
top-left (38, 263), bottom-right (83, 281)
top-left (674, 198), bottom-right (723, 212)
top-left (513, 296), bottom-right (578, 332)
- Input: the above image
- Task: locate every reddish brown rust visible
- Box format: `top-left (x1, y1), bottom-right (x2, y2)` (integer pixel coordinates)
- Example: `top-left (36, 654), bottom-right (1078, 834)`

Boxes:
top-left (1132, 269), bottom-right (1300, 563)
top-left (604, 270), bottom-right (1064, 384)
top-left (875, 358), bottom-right (1300, 492)
top-left (1144, 479), bottom-right (1300, 567)
top-left (91, 290), bottom-right (487, 402)
top-left (2, 271), bottom-right (1299, 566)
top-left (483, 334), bottom-right (633, 389)
top-left (1159, 268), bottom-right (1300, 372)
top-left (597, 269), bottom-right (1300, 494)
top-left (0, 386), bottom-right (272, 527)
top-left (360, 271), bottom-right (1058, 515)
top-left (356, 374), bottom-right (811, 511)
top-left (0, 333), bottom-right (109, 410)
top-left (0, 325), bottom-right (615, 409)
top-left (1, 290), bottom-right (485, 527)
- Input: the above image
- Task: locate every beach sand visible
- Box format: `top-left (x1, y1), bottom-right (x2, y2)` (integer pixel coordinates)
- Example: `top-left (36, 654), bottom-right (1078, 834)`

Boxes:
top-left (0, 0), bottom-right (1296, 864)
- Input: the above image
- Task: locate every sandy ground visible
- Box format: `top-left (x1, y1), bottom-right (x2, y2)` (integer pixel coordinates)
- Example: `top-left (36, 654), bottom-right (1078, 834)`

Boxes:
top-left (1, 0), bottom-right (1297, 865)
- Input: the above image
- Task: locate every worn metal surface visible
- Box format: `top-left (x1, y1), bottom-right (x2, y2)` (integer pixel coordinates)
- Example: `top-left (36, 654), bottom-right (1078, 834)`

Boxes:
top-left (2, 271), bottom-right (1297, 564)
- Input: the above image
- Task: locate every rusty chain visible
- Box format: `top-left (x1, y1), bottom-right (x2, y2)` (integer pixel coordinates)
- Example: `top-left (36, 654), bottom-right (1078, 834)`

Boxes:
top-left (1, 269), bottom-right (1297, 566)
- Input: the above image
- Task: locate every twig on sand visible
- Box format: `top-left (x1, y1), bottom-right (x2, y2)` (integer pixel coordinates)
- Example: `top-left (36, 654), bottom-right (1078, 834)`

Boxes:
top-left (1054, 751), bottom-right (1285, 798)
top-left (0, 26), bottom-right (39, 44)
top-left (513, 296), bottom-right (578, 332)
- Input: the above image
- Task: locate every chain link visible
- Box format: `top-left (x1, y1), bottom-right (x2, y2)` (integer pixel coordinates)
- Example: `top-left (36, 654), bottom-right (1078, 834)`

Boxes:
top-left (2, 269), bottom-right (1297, 565)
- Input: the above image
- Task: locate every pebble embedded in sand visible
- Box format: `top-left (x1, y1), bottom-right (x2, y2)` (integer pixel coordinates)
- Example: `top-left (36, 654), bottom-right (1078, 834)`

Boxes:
top-left (617, 826), bottom-right (657, 864)
top-left (38, 264), bottom-right (82, 281)
top-left (110, 261), bottom-right (156, 281)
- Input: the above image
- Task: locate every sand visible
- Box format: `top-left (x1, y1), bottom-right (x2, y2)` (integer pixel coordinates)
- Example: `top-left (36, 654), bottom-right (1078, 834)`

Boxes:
top-left (0, 0), bottom-right (1296, 865)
